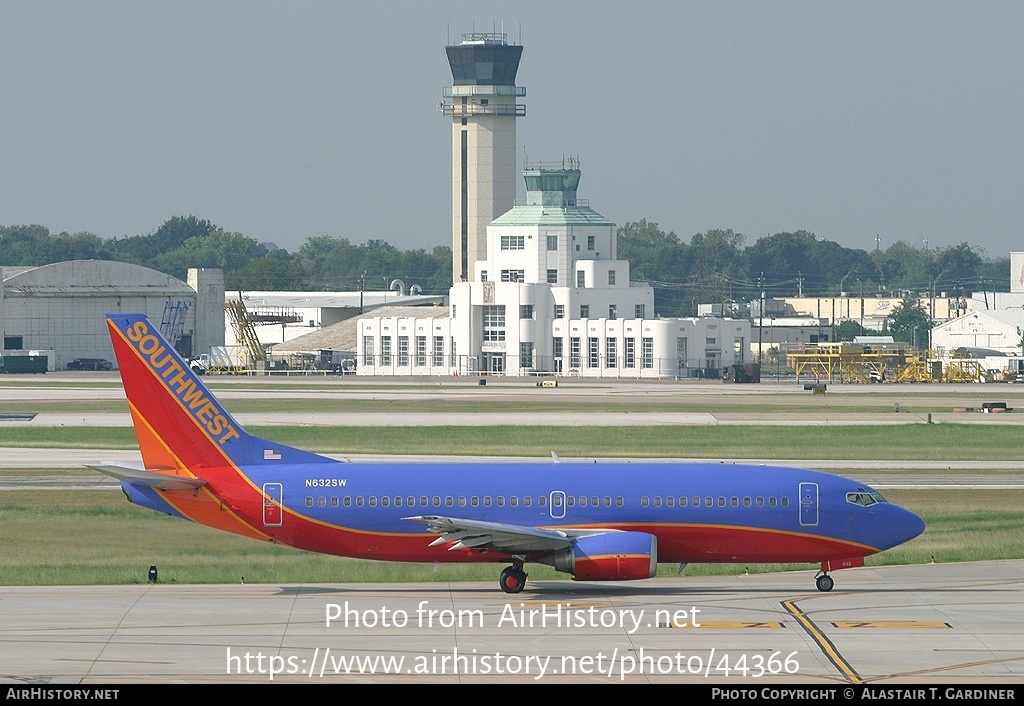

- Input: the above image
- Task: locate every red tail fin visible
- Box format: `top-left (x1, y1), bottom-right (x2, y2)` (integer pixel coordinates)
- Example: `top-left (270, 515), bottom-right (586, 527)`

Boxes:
top-left (106, 312), bottom-right (328, 475)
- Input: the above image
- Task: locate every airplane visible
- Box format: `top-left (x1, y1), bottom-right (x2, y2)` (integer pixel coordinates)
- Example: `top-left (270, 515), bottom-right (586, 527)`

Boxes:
top-left (92, 312), bottom-right (926, 594)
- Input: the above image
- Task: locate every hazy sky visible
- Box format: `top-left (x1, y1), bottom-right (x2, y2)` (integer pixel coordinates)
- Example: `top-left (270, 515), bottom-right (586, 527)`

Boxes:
top-left (2, 1), bottom-right (1021, 258)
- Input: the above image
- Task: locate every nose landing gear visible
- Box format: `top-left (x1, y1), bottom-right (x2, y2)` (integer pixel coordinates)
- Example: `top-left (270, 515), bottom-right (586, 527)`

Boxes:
top-left (815, 572), bottom-right (835, 592)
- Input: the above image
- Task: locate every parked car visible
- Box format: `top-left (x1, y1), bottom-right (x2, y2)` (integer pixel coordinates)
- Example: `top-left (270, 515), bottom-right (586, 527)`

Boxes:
top-left (67, 358), bottom-right (113, 371)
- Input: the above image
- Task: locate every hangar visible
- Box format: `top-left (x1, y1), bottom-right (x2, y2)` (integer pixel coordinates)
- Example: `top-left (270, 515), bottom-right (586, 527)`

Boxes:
top-left (1, 261), bottom-right (224, 370)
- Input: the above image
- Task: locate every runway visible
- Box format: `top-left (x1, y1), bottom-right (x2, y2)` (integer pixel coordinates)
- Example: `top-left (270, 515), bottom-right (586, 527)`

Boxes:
top-left (1, 560), bottom-right (1021, 684)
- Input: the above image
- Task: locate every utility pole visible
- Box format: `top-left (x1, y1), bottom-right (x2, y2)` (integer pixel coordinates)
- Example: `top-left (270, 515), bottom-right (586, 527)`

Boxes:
top-left (758, 272), bottom-right (765, 366)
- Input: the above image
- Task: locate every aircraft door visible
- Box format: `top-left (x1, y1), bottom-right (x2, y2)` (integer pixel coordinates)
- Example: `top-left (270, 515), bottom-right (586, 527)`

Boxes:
top-left (799, 482), bottom-right (818, 527)
top-left (549, 490), bottom-right (566, 519)
top-left (263, 482), bottom-right (283, 527)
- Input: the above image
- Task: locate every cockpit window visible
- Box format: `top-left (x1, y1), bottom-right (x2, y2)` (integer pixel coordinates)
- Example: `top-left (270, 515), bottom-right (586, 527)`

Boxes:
top-left (846, 491), bottom-right (887, 506)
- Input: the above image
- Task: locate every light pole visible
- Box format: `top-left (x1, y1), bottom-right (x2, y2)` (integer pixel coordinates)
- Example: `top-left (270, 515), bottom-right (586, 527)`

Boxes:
top-left (857, 278), bottom-right (864, 328)
top-left (839, 269), bottom-right (854, 296)
top-left (758, 272), bottom-right (764, 366)
top-left (839, 268), bottom-right (855, 321)
top-left (929, 269), bottom-right (948, 350)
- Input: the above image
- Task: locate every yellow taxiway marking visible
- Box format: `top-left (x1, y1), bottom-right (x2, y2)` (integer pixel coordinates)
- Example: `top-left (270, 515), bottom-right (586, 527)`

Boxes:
top-left (784, 598), bottom-right (861, 684)
top-left (833, 621), bottom-right (951, 629)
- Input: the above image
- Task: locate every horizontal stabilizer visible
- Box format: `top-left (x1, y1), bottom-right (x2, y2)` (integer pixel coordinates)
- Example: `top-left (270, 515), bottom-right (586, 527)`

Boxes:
top-left (87, 462), bottom-right (208, 491)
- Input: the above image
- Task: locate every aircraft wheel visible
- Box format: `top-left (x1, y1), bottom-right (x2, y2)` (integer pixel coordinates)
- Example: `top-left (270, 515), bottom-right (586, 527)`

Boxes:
top-left (816, 574), bottom-right (835, 592)
top-left (499, 566), bottom-right (527, 594)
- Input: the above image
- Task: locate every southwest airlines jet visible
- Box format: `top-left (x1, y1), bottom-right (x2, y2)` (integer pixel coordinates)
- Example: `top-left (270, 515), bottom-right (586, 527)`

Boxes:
top-left (93, 313), bottom-right (925, 594)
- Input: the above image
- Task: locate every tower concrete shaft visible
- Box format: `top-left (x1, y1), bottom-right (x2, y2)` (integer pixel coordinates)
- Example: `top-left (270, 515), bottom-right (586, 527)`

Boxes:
top-left (443, 32), bottom-right (525, 284)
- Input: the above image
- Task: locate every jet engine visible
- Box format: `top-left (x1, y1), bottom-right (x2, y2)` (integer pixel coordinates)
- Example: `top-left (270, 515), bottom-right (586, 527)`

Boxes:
top-left (543, 531), bottom-right (658, 581)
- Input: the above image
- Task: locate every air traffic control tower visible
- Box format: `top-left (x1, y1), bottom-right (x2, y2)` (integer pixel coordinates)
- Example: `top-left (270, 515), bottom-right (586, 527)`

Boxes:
top-left (442, 32), bottom-right (525, 284)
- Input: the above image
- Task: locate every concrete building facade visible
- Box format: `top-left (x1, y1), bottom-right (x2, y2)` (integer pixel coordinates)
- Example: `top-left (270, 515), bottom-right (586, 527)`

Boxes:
top-left (356, 36), bottom-right (750, 379)
top-left (443, 32), bottom-right (525, 284)
top-left (358, 163), bottom-right (750, 378)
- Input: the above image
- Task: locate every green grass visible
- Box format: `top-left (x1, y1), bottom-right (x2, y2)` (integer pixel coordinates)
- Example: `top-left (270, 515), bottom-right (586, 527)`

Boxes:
top-left (0, 488), bottom-right (1019, 586)
top-left (3, 424), bottom-right (1024, 460)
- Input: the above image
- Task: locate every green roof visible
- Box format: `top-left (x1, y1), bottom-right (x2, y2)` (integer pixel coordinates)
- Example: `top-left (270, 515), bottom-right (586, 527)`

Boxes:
top-left (490, 204), bottom-right (615, 227)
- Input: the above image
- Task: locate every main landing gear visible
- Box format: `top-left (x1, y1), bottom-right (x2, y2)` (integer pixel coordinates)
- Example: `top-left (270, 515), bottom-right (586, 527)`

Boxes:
top-left (815, 572), bottom-right (835, 592)
top-left (499, 564), bottom-right (528, 594)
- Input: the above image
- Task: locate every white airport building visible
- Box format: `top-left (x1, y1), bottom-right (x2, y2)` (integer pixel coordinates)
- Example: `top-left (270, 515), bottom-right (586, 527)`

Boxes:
top-left (354, 32), bottom-right (749, 379)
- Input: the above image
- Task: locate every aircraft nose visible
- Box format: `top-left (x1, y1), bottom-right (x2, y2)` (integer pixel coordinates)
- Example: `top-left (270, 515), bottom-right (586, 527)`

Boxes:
top-left (891, 506), bottom-right (926, 547)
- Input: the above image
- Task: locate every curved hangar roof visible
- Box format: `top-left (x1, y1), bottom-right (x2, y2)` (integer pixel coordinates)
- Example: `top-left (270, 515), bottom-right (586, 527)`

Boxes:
top-left (1, 260), bottom-right (194, 296)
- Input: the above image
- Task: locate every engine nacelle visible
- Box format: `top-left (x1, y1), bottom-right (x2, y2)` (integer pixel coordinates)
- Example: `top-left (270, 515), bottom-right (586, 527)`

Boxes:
top-left (544, 532), bottom-right (658, 581)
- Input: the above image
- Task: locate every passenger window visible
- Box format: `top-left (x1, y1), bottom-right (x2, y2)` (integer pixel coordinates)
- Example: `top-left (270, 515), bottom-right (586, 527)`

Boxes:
top-left (369, 497), bottom-right (378, 507)
top-left (641, 497), bottom-right (650, 507)
top-left (524, 497), bottom-right (532, 507)
top-left (445, 496), bottom-right (454, 507)
top-left (471, 497), bottom-right (479, 507)
top-left (305, 496), bottom-right (313, 507)
top-left (666, 497), bottom-right (674, 507)
top-left (318, 497), bottom-right (326, 507)
top-left (497, 497), bottom-right (505, 507)
top-left (381, 497), bottom-right (389, 507)
top-left (769, 497), bottom-right (777, 507)
top-left (331, 497), bottom-right (339, 507)
top-left (344, 497), bottom-right (352, 507)
top-left (356, 497), bottom-right (364, 507)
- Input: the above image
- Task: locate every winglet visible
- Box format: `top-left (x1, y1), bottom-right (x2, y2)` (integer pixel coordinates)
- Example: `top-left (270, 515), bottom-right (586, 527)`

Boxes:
top-left (551, 451), bottom-right (561, 463)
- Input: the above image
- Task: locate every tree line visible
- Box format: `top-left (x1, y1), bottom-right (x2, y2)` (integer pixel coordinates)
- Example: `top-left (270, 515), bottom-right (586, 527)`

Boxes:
top-left (0, 217), bottom-right (453, 295)
top-left (617, 220), bottom-right (1007, 318)
top-left (0, 216), bottom-right (1007, 320)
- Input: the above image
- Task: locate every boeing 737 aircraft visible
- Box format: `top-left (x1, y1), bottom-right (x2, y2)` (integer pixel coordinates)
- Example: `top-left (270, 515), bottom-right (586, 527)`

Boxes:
top-left (93, 313), bottom-right (925, 594)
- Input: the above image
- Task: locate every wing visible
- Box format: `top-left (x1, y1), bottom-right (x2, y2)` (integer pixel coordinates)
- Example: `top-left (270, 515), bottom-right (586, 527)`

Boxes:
top-left (403, 515), bottom-right (614, 555)
top-left (87, 462), bottom-right (208, 491)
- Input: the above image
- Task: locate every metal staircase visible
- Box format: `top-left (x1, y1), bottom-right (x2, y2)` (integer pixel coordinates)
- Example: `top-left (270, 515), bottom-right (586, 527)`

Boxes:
top-left (159, 300), bottom-right (190, 351)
